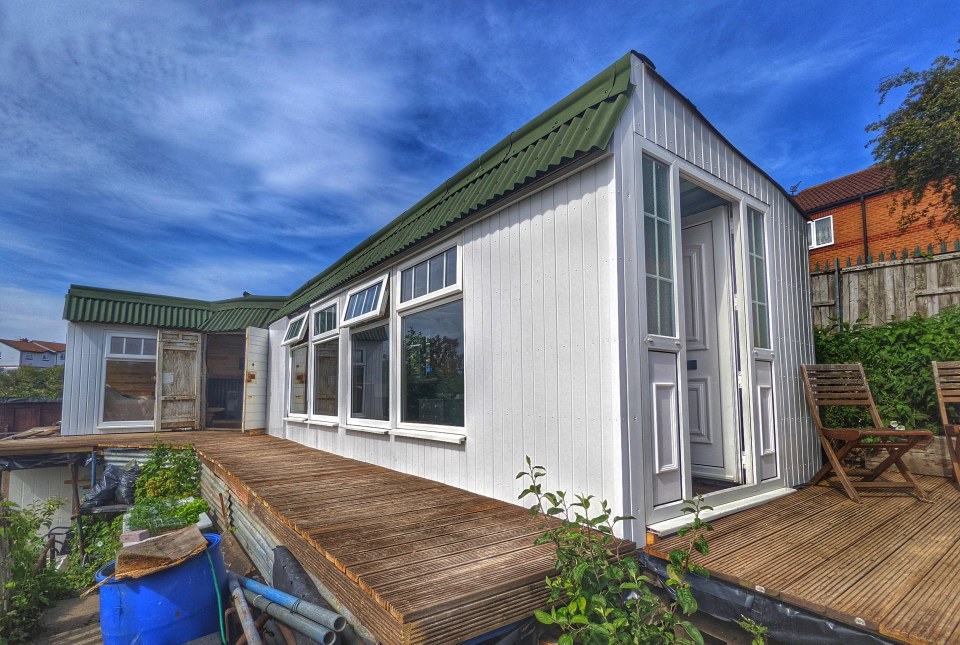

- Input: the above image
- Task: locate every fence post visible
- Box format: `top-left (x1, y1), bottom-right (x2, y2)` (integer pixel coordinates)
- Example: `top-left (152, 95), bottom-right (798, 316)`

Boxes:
top-left (834, 260), bottom-right (843, 328)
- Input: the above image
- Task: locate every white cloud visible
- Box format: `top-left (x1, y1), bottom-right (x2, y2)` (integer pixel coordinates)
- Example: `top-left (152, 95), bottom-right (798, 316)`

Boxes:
top-left (0, 286), bottom-right (67, 342)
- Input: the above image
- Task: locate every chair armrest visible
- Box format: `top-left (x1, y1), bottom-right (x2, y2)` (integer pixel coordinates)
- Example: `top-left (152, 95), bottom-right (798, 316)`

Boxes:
top-left (822, 428), bottom-right (933, 440)
top-left (945, 424), bottom-right (960, 437)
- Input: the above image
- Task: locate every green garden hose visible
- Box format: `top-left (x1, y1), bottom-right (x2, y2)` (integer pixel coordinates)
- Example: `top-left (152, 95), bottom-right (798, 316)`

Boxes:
top-left (206, 550), bottom-right (226, 645)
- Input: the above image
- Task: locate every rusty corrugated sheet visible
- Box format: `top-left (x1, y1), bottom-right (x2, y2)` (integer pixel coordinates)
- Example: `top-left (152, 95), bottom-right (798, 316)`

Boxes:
top-left (276, 54), bottom-right (634, 318)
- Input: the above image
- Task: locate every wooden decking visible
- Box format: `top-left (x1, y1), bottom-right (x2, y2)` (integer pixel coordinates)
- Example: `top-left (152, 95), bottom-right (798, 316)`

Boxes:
top-left (2, 432), bottom-right (632, 644)
top-left (648, 475), bottom-right (960, 645)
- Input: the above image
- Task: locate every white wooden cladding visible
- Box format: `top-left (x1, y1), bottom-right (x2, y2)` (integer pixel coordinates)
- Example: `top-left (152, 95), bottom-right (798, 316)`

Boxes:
top-left (627, 57), bottom-right (818, 490)
top-left (270, 159), bottom-right (625, 515)
top-left (242, 327), bottom-right (269, 433)
top-left (62, 322), bottom-right (159, 435)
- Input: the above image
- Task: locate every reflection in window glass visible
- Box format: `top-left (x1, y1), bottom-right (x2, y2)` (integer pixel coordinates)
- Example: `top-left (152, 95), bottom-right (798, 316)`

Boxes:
top-left (642, 155), bottom-right (675, 336)
top-left (103, 360), bottom-right (156, 422)
top-left (344, 282), bottom-right (383, 321)
top-left (748, 208), bottom-right (771, 349)
top-left (351, 323), bottom-right (389, 421)
top-left (313, 340), bottom-right (338, 416)
top-left (402, 300), bottom-right (464, 426)
top-left (313, 304), bottom-right (337, 336)
top-left (290, 345), bottom-right (308, 415)
top-left (283, 316), bottom-right (307, 344)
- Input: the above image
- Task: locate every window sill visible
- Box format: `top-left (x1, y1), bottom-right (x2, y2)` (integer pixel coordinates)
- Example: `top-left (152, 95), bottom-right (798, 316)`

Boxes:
top-left (283, 416), bottom-right (309, 424)
top-left (307, 419), bottom-right (339, 429)
top-left (98, 424), bottom-right (156, 433)
top-left (344, 424), bottom-right (390, 436)
top-left (391, 427), bottom-right (466, 445)
top-left (809, 243), bottom-right (834, 250)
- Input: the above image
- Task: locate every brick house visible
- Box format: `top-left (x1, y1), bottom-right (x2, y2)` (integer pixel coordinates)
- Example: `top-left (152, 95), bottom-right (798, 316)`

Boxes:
top-left (796, 165), bottom-right (960, 270)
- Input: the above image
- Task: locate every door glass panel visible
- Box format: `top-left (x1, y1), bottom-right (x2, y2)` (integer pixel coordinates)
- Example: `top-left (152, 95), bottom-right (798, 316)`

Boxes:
top-left (747, 208), bottom-right (771, 349)
top-left (642, 155), bottom-right (675, 337)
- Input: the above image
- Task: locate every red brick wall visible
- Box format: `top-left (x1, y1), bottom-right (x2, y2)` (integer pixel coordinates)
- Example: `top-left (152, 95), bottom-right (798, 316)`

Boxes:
top-left (808, 189), bottom-right (960, 270)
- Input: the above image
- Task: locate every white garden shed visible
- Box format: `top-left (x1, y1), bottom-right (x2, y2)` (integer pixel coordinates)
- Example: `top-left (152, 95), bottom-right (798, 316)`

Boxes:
top-left (61, 51), bottom-right (817, 538)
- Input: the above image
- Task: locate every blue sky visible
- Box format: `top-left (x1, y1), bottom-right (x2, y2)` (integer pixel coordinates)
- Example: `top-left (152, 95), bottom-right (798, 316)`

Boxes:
top-left (0, 1), bottom-right (957, 341)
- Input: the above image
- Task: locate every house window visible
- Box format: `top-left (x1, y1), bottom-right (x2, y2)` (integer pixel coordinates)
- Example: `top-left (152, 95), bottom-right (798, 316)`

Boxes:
top-left (313, 304), bottom-right (338, 337)
top-left (748, 208), bottom-right (771, 349)
top-left (401, 299), bottom-right (464, 427)
top-left (400, 247), bottom-right (458, 304)
top-left (807, 216), bottom-right (834, 249)
top-left (289, 344), bottom-right (308, 415)
top-left (343, 276), bottom-right (388, 326)
top-left (103, 334), bottom-right (157, 424)
top-left (282, 313), bottom-right (308, 346)
top-left (350, 322), bottom-right (390, 422)
top-left (642, 155), bottom-right (675, 336)
top-left (313, 339), bottom-right (338, 417)
top-left (42, 354), bottom-right (50, 361)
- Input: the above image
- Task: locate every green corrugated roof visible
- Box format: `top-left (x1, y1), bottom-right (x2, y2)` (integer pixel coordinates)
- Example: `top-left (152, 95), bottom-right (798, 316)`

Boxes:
top-left (63, 285), bottom-right (285, 332)
top-left (276, 52), bottom-right (634, 318)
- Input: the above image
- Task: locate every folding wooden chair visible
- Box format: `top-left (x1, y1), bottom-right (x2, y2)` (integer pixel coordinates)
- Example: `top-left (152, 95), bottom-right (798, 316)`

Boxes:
top-left (932, 361), bottom-right (960, 486)
top-left (801, 363), bottom-right (933, 502)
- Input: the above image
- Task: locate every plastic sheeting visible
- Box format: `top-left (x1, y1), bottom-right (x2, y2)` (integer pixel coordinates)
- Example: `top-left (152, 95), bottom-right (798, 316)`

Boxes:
top-left (0, 452), bottom-right (86, 472)
top-left (639, 552), bottom-right (896, 645)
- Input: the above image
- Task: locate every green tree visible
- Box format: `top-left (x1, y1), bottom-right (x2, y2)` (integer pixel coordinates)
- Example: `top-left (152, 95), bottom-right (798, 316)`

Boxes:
top-left (866, 45), bottom-right (960, 229)
top-left (0, 366), bottom-right (64, 398)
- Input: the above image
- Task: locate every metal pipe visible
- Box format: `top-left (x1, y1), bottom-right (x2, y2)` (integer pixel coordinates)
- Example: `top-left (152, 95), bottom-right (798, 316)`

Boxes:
top-left (229, 575), bottom-right (263, 645)
top-left (860, 194), bottom-right (870, 261)
top-left (241, 588), bottom-right (336, 645)
top-left (234, 574), bottom-right (346, 632)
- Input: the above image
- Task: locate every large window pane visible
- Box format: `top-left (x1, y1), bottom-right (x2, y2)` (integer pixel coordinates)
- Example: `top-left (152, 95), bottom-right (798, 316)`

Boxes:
top-left (402, 300), bottom-right (464, 426)
top-left (103, 360), bottom-right (155, 422)
top-left (351, 323), bottom-right (389, 421)
top-left (400, 247), bottom-right (458, 303)
top-left (642, 155), bottom-right (675, 336)
top-left (313, 340), bottom-right (338, 416)
top-left (290, 345), bottom-right (308, 415)
top-left (748, 208), bottom-right (771, 349)
top-left (313, 305), bottom-right (337, 336)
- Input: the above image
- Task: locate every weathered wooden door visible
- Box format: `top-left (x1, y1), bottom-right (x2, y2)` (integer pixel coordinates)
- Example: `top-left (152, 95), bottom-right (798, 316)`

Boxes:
top-left (241, 327), bottom-right (268, 433)
top-left (154, 331), bottom-right (202, 431)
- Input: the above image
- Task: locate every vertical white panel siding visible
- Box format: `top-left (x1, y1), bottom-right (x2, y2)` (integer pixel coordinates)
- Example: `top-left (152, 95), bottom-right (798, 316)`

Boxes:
top-left (271, 159), bottom-right (625, 516)
top-left (7, 467), bottom-right (74, 535)
top-left (62, 322), bottom-right (160, 436)
top-left (266, 318), bottom-right (287, 436)
top-left (628, 58), bottom-right (817, 488)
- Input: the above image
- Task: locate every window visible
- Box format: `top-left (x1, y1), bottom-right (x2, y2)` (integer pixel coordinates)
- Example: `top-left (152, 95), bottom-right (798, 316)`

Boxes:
top-left (343, 276), bottom-right (388, 325)
top-left (642, 155), bottom-right (675, 336)
top-left (289, 345), bottom-right (308, 415)
top-left (748, 208), bottom-right (771, 349)
top-left (313, 304), bottom-right (338, 337)
top-left (402, 300), bottom-right (464, 427)
top-left (807, 216), bottom-right (834, 249)
top-left (400, 247), bottom-right (458, 304)
top-left (103, 334), bottom-right (157, 424)
top-left (350, 322), bottom-right (389, 422)
top-left (282, 313), bottom-right (308, 346)
top-left (42, 354), bottom-right (50, 361)
top-left (313, 339), bottom-right (338, 417)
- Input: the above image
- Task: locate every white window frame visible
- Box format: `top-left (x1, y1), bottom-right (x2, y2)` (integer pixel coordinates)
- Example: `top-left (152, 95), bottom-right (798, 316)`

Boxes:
top-left (281, 313), bottom-right (309, 346)
top-left (310, 300), bottom-right (339, 341)
top-left (346, 316), bottom-right (392, 431)
top-left (99, 330), bottom-right (158, 430)
top-left (342, 274), bottom-right (390, 327)
top-left (807, 216), bottom-right (834, 249)
top-left (286, 342), bottom-right (309, 419)
top-left (396, 242), bottom-right (462, 312)
top-left (394, 292), bottom-right (467, 439)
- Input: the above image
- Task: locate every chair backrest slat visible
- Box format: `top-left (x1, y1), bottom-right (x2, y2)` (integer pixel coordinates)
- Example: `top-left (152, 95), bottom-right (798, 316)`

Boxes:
top-left (932, 361), bottom-right (960, 426)
top-left (801, 363), bottom-right (883, 430)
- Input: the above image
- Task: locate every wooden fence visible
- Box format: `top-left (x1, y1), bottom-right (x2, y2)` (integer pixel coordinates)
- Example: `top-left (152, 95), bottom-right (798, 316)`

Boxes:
top-left (810, 241), bottom-right (960, 328)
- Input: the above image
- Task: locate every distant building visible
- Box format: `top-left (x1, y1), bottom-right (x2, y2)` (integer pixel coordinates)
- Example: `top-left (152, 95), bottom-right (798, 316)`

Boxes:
top-left (796, 165), bottom-right (960, 270)
top-left (0, 339), bottom-right (67, 371)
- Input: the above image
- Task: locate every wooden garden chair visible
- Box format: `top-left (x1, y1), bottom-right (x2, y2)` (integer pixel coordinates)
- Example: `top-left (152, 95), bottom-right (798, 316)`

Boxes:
top-left (801, 363), bottom-right (932, 502)
top-left (932, 361), bottom-right (960, 486)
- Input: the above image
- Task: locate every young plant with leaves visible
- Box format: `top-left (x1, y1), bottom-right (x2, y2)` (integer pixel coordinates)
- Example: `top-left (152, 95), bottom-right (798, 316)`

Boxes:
top-left (517, 457), bottom-right (713, 644)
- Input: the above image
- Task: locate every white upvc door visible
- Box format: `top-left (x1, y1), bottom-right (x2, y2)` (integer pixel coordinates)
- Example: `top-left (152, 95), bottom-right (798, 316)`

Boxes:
top-left (242, 327), bottom-right (269, 433)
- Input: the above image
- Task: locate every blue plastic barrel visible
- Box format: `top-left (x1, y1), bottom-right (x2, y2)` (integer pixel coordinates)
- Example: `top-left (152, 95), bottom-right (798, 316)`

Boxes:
top-left (96, 533), bottom-right (227, 645)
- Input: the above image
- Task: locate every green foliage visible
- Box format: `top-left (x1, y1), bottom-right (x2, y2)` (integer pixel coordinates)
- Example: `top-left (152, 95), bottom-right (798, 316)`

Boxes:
top-left (0, 499), bottom-right (65, 643)
top-left (127, 497), bottom-right (208, 532)
top-left (135, 441), bottom-right (202, 500)
top-left (866, 44), bottom-right (960, 229)
top-left (518, 457), bottom-right (716, 644)
top-left (814, 307), bottom-right (960, 432)
top-left (735, 616), bottom-right (767, 645)
top-left (0, 366), bottom-right (64, 399)
top-left (58, 516), bottom-right (124, 591)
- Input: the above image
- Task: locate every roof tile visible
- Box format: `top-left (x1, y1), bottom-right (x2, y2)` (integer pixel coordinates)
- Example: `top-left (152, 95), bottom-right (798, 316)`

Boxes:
top-left (795, 165), bottom-right (893, 213)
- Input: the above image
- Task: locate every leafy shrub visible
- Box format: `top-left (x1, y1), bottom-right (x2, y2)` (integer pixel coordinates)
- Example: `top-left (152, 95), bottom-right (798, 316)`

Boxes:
top-left (135, 441), bottom-right (202, 500)
top-left (58, 516), bottom-right (124, 590)
top-left (814, 307), bottom-right (960, 432)
top-left (127, 497), bottom-right (208, 532)
top-left (518, 458), bottom-right (712, 644)
top-left (0, 366), bottom-right (64, 399)
top-left (0, 499), bottom-right (66, 643)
